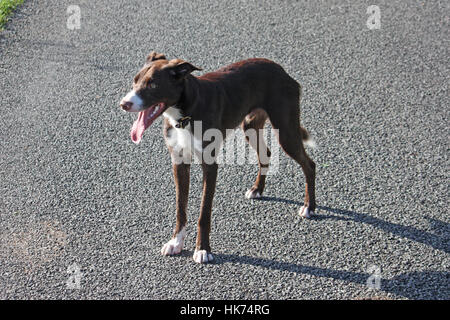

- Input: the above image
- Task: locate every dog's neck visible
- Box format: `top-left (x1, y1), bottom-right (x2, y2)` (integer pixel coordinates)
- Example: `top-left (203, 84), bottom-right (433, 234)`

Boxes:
top-left (184, 74), bottom-right (201, 103)
top-left (164, 75), bottom-right (199, 129)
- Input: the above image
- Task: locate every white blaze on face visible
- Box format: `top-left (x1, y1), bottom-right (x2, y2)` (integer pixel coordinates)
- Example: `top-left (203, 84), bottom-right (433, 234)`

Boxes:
top-left (121, 90), bottom-right (143, 112)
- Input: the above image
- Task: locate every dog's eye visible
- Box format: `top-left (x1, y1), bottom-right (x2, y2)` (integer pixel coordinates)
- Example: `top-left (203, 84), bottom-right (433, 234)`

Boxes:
top-left (148, 81), bottom-right (157, 89)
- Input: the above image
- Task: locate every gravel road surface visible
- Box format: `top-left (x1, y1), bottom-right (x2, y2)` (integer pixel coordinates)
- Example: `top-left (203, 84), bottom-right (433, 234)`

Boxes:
top-left (0, 0), bottom-right (448, 299)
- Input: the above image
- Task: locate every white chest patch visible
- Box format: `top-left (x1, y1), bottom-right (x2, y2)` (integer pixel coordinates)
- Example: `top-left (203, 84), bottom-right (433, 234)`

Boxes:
top-left (163, 106), bottom-right (184, 127)
top-left (164, 107), bottom-right (203, 155)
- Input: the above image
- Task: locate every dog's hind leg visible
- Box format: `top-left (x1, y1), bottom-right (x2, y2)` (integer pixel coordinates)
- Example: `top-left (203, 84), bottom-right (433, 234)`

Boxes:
top-left (267, 100), bottom-right (316, 218)
top-left (241, 109), bottom-right (271, 199)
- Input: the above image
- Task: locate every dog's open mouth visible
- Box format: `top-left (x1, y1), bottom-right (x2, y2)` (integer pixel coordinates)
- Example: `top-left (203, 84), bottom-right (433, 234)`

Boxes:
top-left (130, 102), bottom-right (166, 144)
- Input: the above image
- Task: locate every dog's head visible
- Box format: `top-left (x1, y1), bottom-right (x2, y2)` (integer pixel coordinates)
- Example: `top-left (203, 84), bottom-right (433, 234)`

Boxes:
top-left (120, 52), bottom-right (202, 144)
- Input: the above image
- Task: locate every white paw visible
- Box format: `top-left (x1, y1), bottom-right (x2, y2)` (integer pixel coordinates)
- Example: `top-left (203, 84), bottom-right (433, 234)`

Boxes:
top-left (161, 228), bottom-right (186, 256)
top-left (299, 206), bottom-right (315, 219)
top-left (245, 188), bottom-right (261, 199)
top-left (193, 250), bottom-right (214, 264)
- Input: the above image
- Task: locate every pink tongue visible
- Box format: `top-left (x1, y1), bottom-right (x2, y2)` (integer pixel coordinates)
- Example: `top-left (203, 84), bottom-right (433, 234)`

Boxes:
top-left (130, 108), bottom-right (152, 144)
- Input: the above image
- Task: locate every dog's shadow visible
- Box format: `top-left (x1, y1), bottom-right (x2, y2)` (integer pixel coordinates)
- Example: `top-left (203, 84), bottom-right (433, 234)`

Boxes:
top-left (258, 196), bottom-right (450, 254)
top-left (180, 196), bottom-right (450, 299)
top-left (212, 253), bottom-right (449, 299)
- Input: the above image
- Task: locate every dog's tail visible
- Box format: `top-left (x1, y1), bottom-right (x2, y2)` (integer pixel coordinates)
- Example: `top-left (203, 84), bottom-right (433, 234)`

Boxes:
top-left (300, 126), bottom-right (316, 149)
top-left (298, 84), bottom-right (315, 149)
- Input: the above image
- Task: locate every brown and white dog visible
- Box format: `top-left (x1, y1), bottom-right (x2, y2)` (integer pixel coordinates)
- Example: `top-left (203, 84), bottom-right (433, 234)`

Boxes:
top-left (120, 52), bottom-right (316, 263)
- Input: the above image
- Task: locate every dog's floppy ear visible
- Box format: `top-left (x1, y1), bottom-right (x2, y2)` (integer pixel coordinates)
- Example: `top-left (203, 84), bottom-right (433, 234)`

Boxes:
top-left (146, 51), bottom-right (166, 63)
top-left (167, 59), bottom-right (202, 78)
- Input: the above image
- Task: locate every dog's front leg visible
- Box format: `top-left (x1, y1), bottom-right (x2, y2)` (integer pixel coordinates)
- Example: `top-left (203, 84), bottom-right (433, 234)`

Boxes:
top-left (193, 163), bottom-right (218, 264)
top-left (161, 162), bottom-right (190, 256)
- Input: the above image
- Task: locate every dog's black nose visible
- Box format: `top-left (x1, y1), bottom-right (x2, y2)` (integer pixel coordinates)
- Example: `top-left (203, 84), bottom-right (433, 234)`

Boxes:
top-left (120, 101), bottom-right (132, 111)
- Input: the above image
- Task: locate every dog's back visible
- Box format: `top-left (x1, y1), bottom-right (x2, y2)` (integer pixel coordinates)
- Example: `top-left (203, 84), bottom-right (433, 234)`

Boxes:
top-left (196, 58), bottom-right (301, 127)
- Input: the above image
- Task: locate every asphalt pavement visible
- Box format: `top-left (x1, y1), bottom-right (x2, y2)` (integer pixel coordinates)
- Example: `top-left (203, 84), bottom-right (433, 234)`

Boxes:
top-left (0, 0), bottom-right (448, 299)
